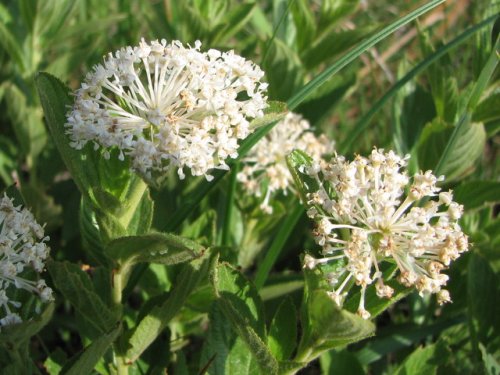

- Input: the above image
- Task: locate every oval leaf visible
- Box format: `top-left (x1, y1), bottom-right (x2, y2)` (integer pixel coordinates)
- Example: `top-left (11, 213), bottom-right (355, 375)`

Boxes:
top-left (212, 262), bottom-right (278, 373)
top-left (105, 232), bottom-right (205, 268)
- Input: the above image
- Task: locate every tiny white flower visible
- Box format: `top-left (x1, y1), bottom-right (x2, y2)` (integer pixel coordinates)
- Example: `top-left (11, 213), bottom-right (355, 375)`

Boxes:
top-left (238, 113), bottom-right (333, 213)
top-left (0, 194), bottom-right (52, 328)
top-left (303, 149), bottom-right (468, 318)
top-left (66, 39), bottom-right (268, 186)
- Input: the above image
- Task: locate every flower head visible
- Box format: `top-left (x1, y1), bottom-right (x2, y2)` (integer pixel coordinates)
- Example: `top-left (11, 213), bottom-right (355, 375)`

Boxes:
top-left (66, 39), bottom-right (268, 185)
top-left (237, 113), bottom-right (332, 213)
top-left (0, 194), bottom-right (52, 328)
top-left (303, 149), bottom-right (468, 318)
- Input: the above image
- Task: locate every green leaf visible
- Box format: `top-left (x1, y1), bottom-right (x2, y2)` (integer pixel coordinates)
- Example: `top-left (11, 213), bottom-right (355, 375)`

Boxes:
top-left (200, 304), bottom-right (261, 375)
top-left (125, 189), bottom-right (154, 236)
top-left (393, 341), bottom-right (450, 375)
top-left (37, 0), bottom-right (77, 38)
top-left (213, 262), bottom-right (266, 338)
top-left (473, 90), bottom-right (500, 124)
top-left (291, 0), bottom-right (316, 53)
top-left (300, 290), bottom-right (375, 355)
top-left (35, 72), bottom-right (100, 201)
top-left (19, 0), bottom-right (37, 32)
top-left (453, 181), bottom-right (500, 210)
top-left (47, 260), bottom-right (119, 334)
top-left (63, 324), bottom-right (121, 375)
top-left (268, 298), bottom-right (297, 361)
top-left (319, 0), bottom-right (360, 29)
top-left (199, 303), bottom-right (234, 375)
top-left (105, 232), bottom-right (205, 269)
top-left (249, 101), bottom-right (288, 130)
top-left (480, 343), bottom-right (500, 375)
top-left (44, 348), bottom-right (67, 375)
top-left (417, 118), bottom-right (486, 182)
top-left (212, 3), bottom-right (257, 45)
top-left (286, 149), bottom-right (320, 204)
top-left (212, 262), bottom-right (278, 373)
top-left (94, 208), bottom-right (128, 246)
top-left (125, 255), bottom-right (209, 362)
top-left (4, 83), bottom-right (47, 159)
top-left (79, 198), bottom-right (108, 266)
top-left (0, 303), bottom-right (54, 346)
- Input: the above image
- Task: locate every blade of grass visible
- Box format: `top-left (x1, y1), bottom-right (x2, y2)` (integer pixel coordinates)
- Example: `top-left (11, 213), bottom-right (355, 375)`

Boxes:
top-left (286, 0), bottom-right (446, 110)
top-left (340, 14), bottom-right (498, 153)
top-left (254, 201), bottom-right (304, 289)
top-left (434, 36), bottom-right (499, 176)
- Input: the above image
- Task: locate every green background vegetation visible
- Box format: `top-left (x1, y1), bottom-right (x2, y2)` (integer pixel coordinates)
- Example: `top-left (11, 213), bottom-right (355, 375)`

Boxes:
top-left (0, 0), bottom-right (499, 374)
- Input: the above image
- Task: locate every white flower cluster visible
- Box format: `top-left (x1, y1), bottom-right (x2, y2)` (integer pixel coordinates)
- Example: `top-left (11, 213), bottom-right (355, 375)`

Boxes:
top-left (303, 149), bottom-right (468, 319)
top-left (0, 194), bottom-right (52, 328)
top-left (238, 113), bottom-right (332, 213)
top-left (66, 39), bottom-right (268, 185)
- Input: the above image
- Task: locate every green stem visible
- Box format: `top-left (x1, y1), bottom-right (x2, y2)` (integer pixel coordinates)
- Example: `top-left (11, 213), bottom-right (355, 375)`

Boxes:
top-left (112, 270), bottom-right (123, 306)
top-left (113, 269), bottom-right (128, 375)
top-left (293, 346), bottom-right (314, 364)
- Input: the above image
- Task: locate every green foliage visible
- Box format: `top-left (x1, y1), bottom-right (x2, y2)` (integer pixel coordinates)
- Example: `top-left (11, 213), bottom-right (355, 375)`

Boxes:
top-left (47, 260), bottom-right (120, 335)
top-left (211, 262), bottom-right (278, 373)
top-left (417, 118), bottom-right (486, 181)
top-left (105, 232), bottom-right (206, 268)
top-left (0, 0), bottom-right (498, 374)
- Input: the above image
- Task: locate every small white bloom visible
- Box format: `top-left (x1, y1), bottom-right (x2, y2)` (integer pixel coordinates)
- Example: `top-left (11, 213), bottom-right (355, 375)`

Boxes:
top-left (238, 113), bottom-right (333, 213)
top-left (66, 39), bottom-right (268, 186)
top-left (0, 194), bottom-right (52, 328)
top-left (303, 149), bottom-right (468, 318)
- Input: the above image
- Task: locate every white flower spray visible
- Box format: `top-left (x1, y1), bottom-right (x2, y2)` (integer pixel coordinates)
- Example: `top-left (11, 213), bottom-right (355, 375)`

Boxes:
top-left (303, 149), bottom-right (468, 319)
top-left (238, 112), bottom-right (332, 213)
top-left (66, 39), bottom-right (268, 185)
top-left (0, 194), bottom-right (52, 328)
